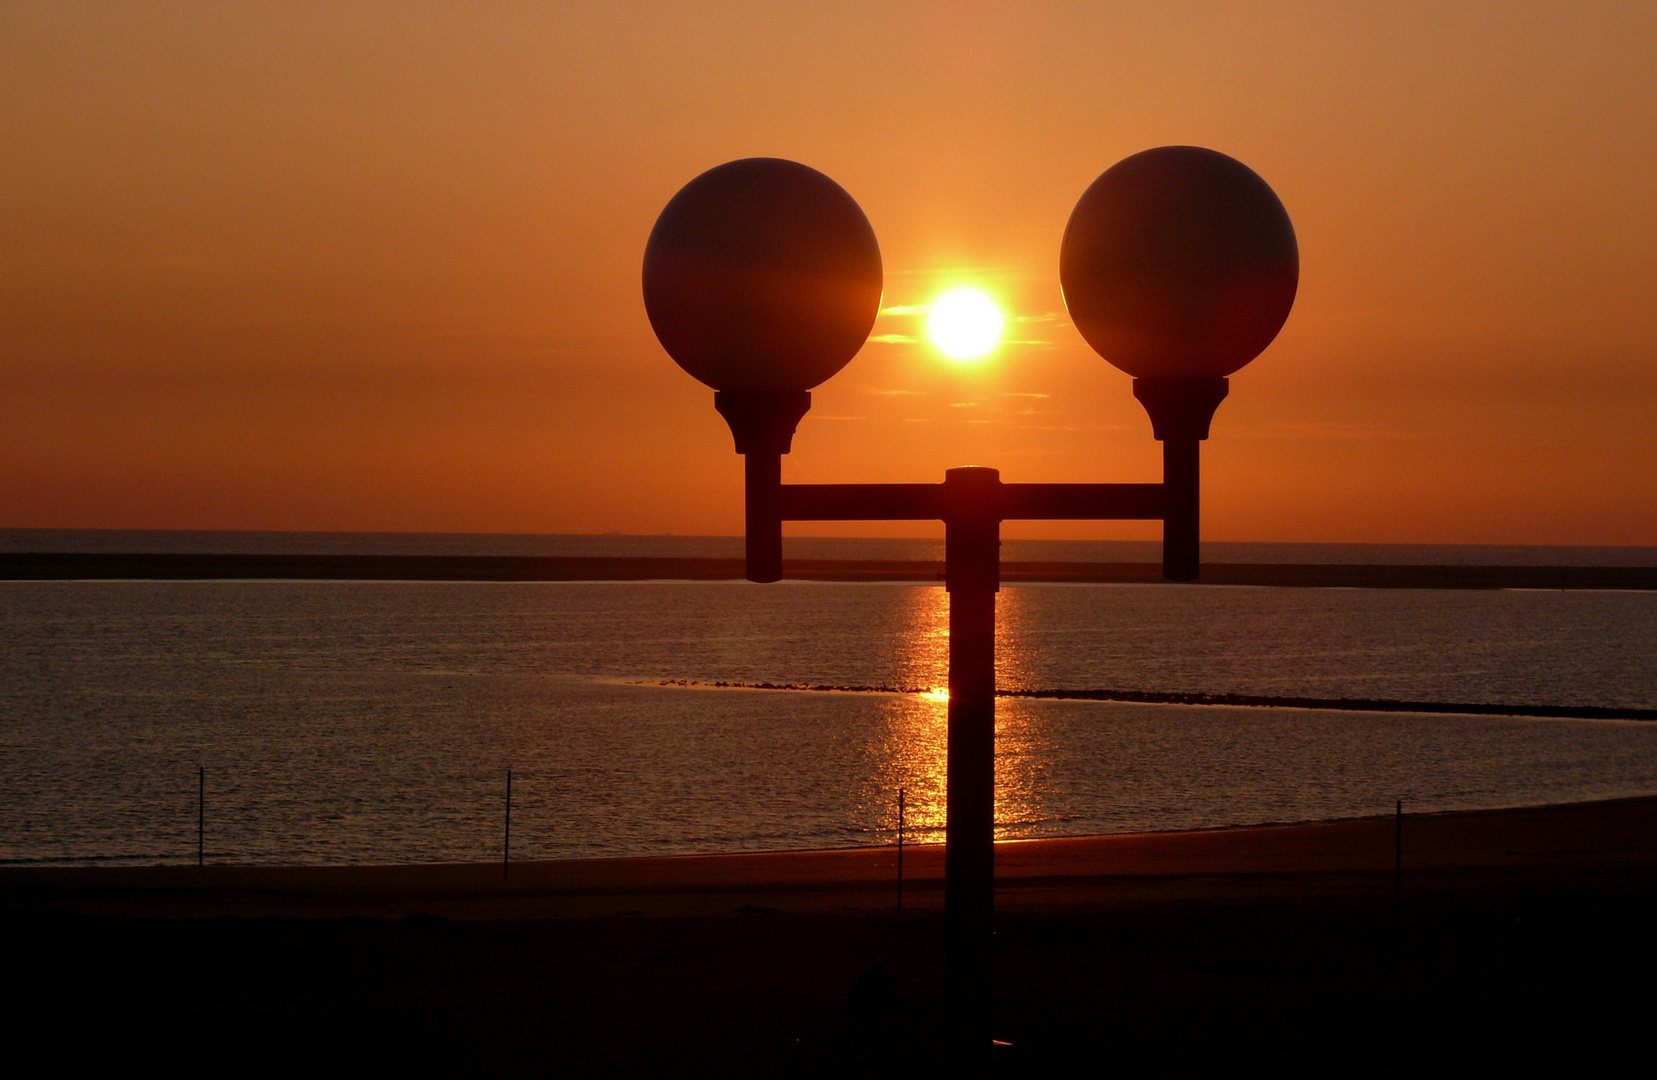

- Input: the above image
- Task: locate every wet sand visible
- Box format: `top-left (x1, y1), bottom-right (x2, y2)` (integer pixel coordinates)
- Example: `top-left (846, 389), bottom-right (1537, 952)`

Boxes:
top-left (6, 797), bottom-right (1657, 1074)
top-left (7, 796), bottom-right (1655, 920)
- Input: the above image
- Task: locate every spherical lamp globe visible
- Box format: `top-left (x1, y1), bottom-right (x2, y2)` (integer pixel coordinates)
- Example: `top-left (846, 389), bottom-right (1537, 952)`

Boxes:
top-left (1059, 146), bottom-right (1298, 379)
top-left (642, 158), bottom-right (883, 392)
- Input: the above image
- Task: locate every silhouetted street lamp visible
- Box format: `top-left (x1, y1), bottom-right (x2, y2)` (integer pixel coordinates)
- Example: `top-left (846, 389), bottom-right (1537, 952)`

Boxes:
top-left (644, 148), bottom-right (1297, 1073)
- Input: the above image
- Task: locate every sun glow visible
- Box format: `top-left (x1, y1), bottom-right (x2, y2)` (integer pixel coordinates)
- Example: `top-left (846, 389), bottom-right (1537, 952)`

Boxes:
top-left (927, 288), bottom-right (1003, 360)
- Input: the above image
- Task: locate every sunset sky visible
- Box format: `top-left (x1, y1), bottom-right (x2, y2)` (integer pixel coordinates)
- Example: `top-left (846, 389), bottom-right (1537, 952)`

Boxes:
top-left (3, 2), bottom-right (1654, 544)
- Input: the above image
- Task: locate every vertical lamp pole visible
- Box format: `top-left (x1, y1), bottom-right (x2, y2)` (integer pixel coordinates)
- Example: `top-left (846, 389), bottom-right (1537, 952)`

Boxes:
top-left (643, 150), bottom-right (1297, 1073)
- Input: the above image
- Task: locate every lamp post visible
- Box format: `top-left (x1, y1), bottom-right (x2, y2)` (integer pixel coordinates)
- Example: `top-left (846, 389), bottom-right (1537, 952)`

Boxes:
top-left (644, 149), bottom-right (1297, 1073)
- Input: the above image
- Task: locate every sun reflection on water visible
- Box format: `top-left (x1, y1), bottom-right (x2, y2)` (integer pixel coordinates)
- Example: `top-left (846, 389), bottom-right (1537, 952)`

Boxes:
top-left (859, 586), bottom-right (1058, 843)
top-left (855, 587), bottom-right (950, 841)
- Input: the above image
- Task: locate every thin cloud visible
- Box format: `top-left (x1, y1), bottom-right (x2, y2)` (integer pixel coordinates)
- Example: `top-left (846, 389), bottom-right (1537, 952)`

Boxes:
top-left (1244, 421), bottom-right (1437, 440)
top-left (885, 266), bottom-right (1020, 280)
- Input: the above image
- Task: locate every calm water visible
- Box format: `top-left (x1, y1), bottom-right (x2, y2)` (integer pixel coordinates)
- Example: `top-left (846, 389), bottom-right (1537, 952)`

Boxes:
top-left (3, 580), bottom-right (1656, 866)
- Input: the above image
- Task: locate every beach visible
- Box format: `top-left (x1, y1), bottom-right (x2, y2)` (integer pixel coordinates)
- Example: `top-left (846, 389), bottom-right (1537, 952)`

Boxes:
top-left (7, 796), bottom-right (1655, 1074)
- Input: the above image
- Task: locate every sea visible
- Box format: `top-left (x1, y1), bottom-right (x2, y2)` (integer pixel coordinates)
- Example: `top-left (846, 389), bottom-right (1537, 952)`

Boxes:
top-left (3, 531), bottom-right (1656, 867)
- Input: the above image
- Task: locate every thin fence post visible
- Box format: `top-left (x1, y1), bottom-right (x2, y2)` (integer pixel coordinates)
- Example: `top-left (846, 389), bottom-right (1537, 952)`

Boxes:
top-left (1394, 798), bottom-right (1402, 928)
top-left (897, 787), bottom-right (905, 912)
top-left (504, 769), bottom-right (512, 881)
top-left (197, 765), bottom-right (204, 867)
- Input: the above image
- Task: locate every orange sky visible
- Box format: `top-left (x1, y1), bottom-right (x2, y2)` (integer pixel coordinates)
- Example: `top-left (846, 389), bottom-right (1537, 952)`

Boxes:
top-left (2, 2), bottom-right (1654, 544)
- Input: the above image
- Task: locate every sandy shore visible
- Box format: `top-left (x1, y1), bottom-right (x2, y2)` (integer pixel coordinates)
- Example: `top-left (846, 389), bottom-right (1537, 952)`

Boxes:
top-left (7, 795), bottom-right (1654, 920)
top-left (9, 797), bottom-right (1656, 1075)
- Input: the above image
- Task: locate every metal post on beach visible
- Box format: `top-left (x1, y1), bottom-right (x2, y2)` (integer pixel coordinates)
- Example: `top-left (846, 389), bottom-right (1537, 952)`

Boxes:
top-left (1395, 798), bottom-right (1403, 927)
top-left (944, 468), bottom-right (1000, 1055)
top-left (897, 787), bottom-right (905, 913)
top-left (197, 765), bottom-right (204, 867)
top-left (504, 768), bottom-right (513, 881)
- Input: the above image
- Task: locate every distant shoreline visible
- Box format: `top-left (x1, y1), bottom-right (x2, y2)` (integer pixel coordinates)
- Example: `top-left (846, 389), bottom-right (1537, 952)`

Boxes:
top-left (2, 552), bottom-right (1655, 589)
top-left (6, 529), bottom-right (1656, 567)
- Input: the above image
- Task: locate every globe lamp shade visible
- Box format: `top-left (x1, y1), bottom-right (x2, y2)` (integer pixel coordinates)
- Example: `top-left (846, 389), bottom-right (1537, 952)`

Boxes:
top-left (643, 158), bottom-right (883, 392)
top-left (1059, 146), bottom-right (1298, 379)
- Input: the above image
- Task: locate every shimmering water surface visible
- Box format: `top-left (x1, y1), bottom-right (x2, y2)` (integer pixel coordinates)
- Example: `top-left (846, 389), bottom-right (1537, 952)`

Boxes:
top-left (3, 580), bottom-right (1655, 865)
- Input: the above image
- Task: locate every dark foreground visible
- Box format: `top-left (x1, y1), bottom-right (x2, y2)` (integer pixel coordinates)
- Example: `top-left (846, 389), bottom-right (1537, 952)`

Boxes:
top-left (7, 799), bottom-right (1657, 1075)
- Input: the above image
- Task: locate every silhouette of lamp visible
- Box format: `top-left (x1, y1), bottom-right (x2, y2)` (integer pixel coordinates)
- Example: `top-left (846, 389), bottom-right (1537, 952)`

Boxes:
top-left (1061, 145), bottom-right (1299, 579)
top-left (645, 150), bottom-right (1296, 1072)
top-left (643, 156), bottom-right (883, 583)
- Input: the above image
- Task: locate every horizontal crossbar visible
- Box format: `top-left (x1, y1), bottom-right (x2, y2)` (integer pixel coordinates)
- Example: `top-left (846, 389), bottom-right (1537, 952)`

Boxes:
top-left (776, 482), bottom-right (1166, 522)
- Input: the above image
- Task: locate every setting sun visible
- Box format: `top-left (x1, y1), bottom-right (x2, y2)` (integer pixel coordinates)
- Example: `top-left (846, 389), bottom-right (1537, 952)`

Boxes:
top-left (927, 288), bottom-right (1003, 360)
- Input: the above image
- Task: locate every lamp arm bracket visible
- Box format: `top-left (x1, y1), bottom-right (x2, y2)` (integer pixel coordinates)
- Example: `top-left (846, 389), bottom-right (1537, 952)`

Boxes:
top-left (773, 481), bottom-right (1166, 523)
